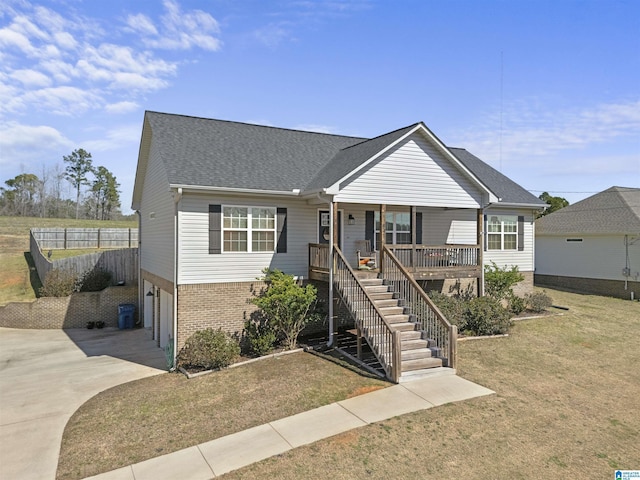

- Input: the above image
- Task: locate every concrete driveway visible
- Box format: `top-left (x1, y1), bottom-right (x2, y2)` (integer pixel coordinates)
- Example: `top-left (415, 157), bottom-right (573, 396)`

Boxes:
top-left (0, 328), bottom-right (166, 480)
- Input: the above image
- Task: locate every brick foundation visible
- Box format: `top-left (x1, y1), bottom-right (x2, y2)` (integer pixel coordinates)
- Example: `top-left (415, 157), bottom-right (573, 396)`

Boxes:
top-left (0, 286), bottom-right (138, 329)
top-left (535, 274), bottom-right (640, 300)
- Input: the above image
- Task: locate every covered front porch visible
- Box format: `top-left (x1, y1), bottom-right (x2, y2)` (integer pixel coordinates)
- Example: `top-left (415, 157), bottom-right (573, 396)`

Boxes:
top-left (307, 203), bottom-right (484, 290)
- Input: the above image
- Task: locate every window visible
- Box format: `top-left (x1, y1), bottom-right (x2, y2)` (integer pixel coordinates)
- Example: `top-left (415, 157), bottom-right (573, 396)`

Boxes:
top-left (222, 206), bottom-right (275, 252)
top-left (374, 211), bottom-right (411, 248)
top-left (487, 215), bottom-right (517, 250)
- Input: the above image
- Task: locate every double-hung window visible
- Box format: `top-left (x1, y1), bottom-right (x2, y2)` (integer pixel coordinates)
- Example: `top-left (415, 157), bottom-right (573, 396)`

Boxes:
top-left (223, 206), bottom-right (276, 252)
top-left (374, 211), bottom-right (411, 248)
top-left (487, 215), bottom-right (517, 250)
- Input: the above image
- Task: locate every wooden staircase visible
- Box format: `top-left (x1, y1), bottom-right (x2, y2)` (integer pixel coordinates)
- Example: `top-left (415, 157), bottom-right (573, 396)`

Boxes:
top-left (356, 274), bottom-right (447, 381)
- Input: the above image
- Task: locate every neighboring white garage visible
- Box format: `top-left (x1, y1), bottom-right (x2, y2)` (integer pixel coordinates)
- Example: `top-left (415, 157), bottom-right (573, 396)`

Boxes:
top-left (535, 186), bottom-right (640, 300)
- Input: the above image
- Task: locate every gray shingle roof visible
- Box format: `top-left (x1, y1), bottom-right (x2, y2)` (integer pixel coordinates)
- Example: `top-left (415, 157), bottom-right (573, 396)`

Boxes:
top-left (146, 111), bottom-right (363, 192)
top-left (536, 186), bottom-right (640, 235)
top-left (449, 148), bottom-right (546, 206)
top-left (142, 111), bottom-right (540, 206)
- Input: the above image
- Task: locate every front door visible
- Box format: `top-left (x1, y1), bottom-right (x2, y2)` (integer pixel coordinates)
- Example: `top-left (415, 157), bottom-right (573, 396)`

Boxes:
top-left (318, 210), bottom-right (342, 248)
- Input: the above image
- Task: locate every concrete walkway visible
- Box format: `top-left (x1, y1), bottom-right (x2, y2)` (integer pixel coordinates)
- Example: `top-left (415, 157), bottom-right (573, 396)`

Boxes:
top-left (0, 328), bottom-right (166, 480)
top-left (84, 373), bottom-right (494, 480)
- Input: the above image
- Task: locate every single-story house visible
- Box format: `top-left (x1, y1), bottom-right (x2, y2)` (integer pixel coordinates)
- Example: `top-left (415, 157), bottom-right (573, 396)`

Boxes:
top-left (132, 111), bottom-right (545, 382)
top-left (535, 186), bottom-right (640, 299)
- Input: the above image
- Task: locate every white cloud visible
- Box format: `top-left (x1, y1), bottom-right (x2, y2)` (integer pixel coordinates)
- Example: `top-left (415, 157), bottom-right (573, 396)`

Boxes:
top-left (254, 23), bottom-right (293, 48)
top-left (10, 68), bottom-right (51, 87)
top-left (0, 0), bottom-right (219, 119)
top-left (452, 98), bottom-right (640, 166)
top-left (105, 101), bottom-right (139, 114)
top-left (126, 13), bottom-right (158, 36)
top-left (20, 86), bottom-right (101, 116)
top-left (132, 0), bottom-right (222, 51)
top-left (0, 121), bottom-right (72, 166)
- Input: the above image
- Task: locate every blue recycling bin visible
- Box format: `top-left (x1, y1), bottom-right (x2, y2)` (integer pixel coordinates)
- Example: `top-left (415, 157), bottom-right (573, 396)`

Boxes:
top-left (118, 304), bottom-right (135, 329)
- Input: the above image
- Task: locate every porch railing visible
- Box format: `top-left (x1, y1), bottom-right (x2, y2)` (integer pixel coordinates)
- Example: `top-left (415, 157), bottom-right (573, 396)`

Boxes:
top-left (382, 246), bottom-right (457, 368)
top-left (333, 246), bottom-right (401, 382)
top-left (388, 244), bottom-right (480, 270)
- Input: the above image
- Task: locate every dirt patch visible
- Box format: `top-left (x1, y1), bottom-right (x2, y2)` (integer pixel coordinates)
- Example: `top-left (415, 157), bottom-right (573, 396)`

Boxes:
top-left (347, 385), bottom-right (385, 398)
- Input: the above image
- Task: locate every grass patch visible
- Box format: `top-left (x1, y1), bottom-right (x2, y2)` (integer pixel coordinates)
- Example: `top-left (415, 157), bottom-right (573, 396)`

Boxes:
top-left (56, 351), bottom-right (388, 479)
top-left (218, 288), bottom-right (639, 479)
top-left (0, 216), bottom-right (136, 305)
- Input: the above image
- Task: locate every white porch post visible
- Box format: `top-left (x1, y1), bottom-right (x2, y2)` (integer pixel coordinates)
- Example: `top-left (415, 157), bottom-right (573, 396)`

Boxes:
top-left (327, 201), bottom-right (335, 346)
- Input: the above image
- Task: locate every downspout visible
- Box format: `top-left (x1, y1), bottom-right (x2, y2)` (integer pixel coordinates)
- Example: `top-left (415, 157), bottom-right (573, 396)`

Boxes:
top-left (316, 192), bottom-right (334, 347)
top-left (136, 210), bottom-right (142, 325)
top-left (172, 187), bottom-right (183, 370)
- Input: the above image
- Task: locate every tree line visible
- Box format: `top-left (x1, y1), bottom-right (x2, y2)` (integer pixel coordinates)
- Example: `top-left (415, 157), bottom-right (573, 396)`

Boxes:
top-left (0, 149), bottom-right (125, 220)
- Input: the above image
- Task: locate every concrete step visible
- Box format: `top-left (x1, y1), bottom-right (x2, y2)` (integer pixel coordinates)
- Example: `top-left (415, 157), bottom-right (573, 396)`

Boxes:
top-left (398, 366), bottom-right (455, 383)
top-left (401, 348), bottom-right (434, 361)
top-left (401, 357), bottom-right (443, 372)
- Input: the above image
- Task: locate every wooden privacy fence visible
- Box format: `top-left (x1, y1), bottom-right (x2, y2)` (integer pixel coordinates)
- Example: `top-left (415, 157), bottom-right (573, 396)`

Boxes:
top-left (30, 230), bottom-right (138, 286)
top-left (31, 227), bottom-right (138, 249)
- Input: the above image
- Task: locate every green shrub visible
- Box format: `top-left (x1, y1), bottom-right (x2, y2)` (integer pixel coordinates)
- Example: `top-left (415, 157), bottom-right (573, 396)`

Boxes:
top-left (252, 269), bottom-right (317, 350)
top-left (464, 296), bottom-right (512, 336)
top-left (484, 261), bottom-right (524, 301)
top-left (526, 290), bottom-right (553, 313)
top-left (177, 328), bottom-right (240, 370)
top-left (428, 291), bottom-right (467, 328)
top-left (243, 318), bottom-right (277, 356)
top-left (39, 268), bottom-right (77, 297)
top-left (508, 293), bottom-right (527, 315)
top-left (78, 268), bottom-right (112, 292)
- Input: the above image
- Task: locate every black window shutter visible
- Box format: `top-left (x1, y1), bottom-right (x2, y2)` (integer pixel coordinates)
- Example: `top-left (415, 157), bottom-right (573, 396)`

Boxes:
top-left (483, 214), bottom-right (488, 252)
top-left (365, 211), bottom-right (374, 245)
top-left (415, 212), bottom-right (423, 244)
top-left (518, 216), bottom-right (525, 251)
top-left (276, 207), bottom-right (287, 253)
top-left (209, 204), bottom-right (222, 254)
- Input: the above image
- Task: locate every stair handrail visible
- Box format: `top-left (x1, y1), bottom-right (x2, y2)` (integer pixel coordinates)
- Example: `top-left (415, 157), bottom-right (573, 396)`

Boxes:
top-left (382, 246), bottom-right (457, 369)
top-left (333, 246), bottom-right (401, 382)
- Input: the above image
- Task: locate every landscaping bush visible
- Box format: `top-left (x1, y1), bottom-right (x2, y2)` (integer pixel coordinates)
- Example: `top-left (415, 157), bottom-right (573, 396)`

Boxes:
top-left (508, 293), bottom-right (527, 315)
top-left (243, 318), bottom-right (277, 356)
top-left (484, 261), bottom-right (524, 301)
top-left (526, 290), bottom-right (553, 313)
top-left (464, 296), bottom-right (512, 336)
top-left (39, 268), bottom-right (77, 297)
top-left (77, 268), bottom-right (112, 292)
top-left (428, 291), bottom-right (466, 328)
top-left (252, 269), bottom-right (317, 350)
top-left (177, 328), bottom-right (240, 370)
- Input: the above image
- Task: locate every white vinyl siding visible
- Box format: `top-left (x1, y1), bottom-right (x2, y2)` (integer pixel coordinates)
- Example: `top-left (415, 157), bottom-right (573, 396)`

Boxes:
top-left (484, 208), bottom-right (535, 272)
top-left (535, 234), bottom-right (635, 280)
top-left (178, 194), bottom-right (316, 284)
top-left (334, 132), bottom-right (483, 208)
top-left (422, 208), bottom-right (477, 245)
top-left (139, 141), bottom-right (175, 282)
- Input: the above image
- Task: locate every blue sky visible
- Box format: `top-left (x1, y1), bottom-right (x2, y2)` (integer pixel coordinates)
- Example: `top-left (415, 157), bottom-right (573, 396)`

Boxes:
top-left (1, 0), bottom-right (638, 214)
